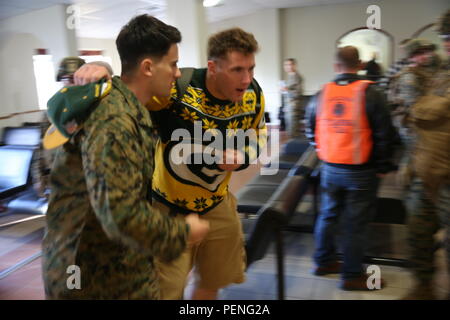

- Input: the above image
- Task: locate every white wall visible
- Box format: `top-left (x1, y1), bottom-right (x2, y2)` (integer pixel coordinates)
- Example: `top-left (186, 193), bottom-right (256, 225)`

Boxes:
top-left (281, 0), bottom-right (449, 95)
top-left (338, 29), bottom-right (392, 74)
top-left (166, 0), bottom-right (208, 68)
top-left (77, 37), bottom-right (121, 76)
top-left (1, 0), bottom-right (446, 132)
top-left (0, 4), bottom-right (77, 129)
top-left (209, 8), bottom-right (282, 125)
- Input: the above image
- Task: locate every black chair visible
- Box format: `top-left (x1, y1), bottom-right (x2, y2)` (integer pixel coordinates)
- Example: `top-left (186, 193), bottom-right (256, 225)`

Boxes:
top-left (237, 140), bottom-right (315, 215)
top-left (1, 126), bottom-right (41, 147)
top-left (241, 147), bottom-right (319, 300)
top-left (246, 169), bottom-right (290, 187)
top-left (0, 127), bottom-right (41, 200)
top-left (0, 147), bottom-right (35, 198)
top-left (362, 197), bottom-right (409, 267)
top-left (265, 139), bottom-right (310, 170)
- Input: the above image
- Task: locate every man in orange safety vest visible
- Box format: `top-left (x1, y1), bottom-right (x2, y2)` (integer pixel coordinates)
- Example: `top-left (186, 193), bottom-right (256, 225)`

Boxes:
top-left (305, 46), bottom-right (395, 291)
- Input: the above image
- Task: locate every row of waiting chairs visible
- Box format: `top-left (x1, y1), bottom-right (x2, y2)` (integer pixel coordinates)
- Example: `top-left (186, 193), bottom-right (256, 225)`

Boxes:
top-left (238, 140), bottom-right (319, 300)
top-left (0, 126), bottom-right (42, 200)
top-left (238, 139), bottom-right (409, 300)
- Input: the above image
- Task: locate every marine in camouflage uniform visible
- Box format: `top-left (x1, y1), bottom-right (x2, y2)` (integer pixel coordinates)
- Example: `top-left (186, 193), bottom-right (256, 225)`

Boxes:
top-left (402, 10), bottom-right (450, 300)
top-left (41, 76), bottom-right (189, 299)
top-left (395, 39), bottom-right (440, 150)
top-left (31, 57), bottom-right (86, 199)
top-left (30, 112), bottom-right (54, 199)
top-left (283, 58), bottom-right (304, 139)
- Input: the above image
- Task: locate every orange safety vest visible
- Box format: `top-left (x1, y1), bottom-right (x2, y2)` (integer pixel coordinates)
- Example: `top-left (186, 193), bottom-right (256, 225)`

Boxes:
top-left (315, 80), bottom-right (373, 165)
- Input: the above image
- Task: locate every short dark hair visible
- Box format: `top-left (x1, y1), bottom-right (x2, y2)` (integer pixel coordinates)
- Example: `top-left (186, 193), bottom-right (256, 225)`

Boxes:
top-left (116, 15), bottom-right (181, 75)
top-left (207, 27), bottom-right (258, 60)
top-left (336, 46), bottom-right (360, 69)
top-left (284, 58), bottom-right (297, 64)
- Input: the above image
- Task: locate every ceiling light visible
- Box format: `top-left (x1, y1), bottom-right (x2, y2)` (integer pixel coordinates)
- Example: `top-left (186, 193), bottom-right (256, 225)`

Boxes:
top-left (203, 0), bottom-right (224, 8)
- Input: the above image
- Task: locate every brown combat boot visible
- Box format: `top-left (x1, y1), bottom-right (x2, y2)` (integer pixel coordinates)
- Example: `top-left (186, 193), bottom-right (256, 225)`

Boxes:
top-left (312, 261), bottom-right (342, 276)
top-left (340, 274), bottom-right (386, 291)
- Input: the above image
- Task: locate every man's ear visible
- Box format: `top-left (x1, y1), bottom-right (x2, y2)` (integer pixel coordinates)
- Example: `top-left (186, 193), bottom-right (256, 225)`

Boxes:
top-left (356, 59), bottom-right (362, 70)
top-left (333, 62), bottom-right (340, 73)
top-left (141, 58), bottom-right (153, 77)
top-left (207, 60), bottom-right (216, 76)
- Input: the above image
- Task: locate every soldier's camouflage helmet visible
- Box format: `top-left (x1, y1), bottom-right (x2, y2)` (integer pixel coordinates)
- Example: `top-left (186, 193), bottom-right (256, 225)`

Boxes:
top-left (56, 57), bottom-right (86, 81)
top-left (404, 39), bottom-right (436, 57)
top-left (436, 9), bottom-right (450, 37)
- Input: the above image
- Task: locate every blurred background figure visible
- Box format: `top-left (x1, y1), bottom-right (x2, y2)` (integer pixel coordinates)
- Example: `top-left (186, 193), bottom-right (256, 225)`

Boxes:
top-left (305, 46), bottom-right (395, 291)
top-left (278, 79), bottom-right (287, 132)
top-left (281, 58), bottom-right (304, 138)
top-left (31, 57), bottom-right (85, 199)
top-left (364, 52), bottom-right (383, 82)
top-left (56, 57), bottom-right (86, 87)
top-left (400, 9), bottom-right (450, 300)
top-left (390, 39), bottom-right (439, 151)
top-left (379, 38), bottom-right (411, 98)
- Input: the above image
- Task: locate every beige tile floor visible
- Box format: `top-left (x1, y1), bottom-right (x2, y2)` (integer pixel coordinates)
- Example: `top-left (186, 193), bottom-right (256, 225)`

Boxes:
top-left (215, 236), bottom-right (449, 300)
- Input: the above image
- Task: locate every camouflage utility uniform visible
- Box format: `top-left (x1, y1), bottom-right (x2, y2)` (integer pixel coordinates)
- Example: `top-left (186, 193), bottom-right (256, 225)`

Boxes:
top-left (31, 113), bottom-right (55, 198)
top-left (42, 76), bottom-right (189, 299)
top-left (407, 60), bottom-right (450, 285)
top-left (391, 39), bottom-right (440, 151)
top-left (395, 64), bottom-right (438, 149)
top-left (285, 71), bottom-right (304, 138)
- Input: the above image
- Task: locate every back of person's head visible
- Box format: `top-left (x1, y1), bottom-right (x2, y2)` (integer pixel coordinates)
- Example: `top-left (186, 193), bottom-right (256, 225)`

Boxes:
top-left (116, 14), bottom-right (181, 75)
top-left (207, 28), bottom-right (259, 60)
top-left (335, 46), bottom-right (360, 71)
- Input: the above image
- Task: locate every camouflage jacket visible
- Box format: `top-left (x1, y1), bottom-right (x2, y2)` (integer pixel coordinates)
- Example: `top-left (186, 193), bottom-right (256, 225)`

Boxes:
top-left (30, 112), bottom-right (55, 198)
top-left (42, 76), bottom-right (189, 299)
top-left (391, 65), bottom-right (439, 153)
top-left (394, 64), bottom-right (440, 121)
top-left (286, 71), bottom-right (303, 102)
top-left (411, 60), bottom-right (450, 197)
top-left (397, 66), bottom-right (434, 107)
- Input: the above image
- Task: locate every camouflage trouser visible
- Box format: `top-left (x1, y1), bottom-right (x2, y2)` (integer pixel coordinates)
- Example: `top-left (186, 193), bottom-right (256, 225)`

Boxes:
top-left (406, 178), bottom-right (450, 283)
top-left (285, 97), bottom-right (305, 139)
top-left (31, 146), bottom-right (55, 199)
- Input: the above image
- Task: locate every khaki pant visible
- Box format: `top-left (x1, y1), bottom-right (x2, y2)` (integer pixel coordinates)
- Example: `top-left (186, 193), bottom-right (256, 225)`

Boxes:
top-left (154, 193), bottom-right (246, 299)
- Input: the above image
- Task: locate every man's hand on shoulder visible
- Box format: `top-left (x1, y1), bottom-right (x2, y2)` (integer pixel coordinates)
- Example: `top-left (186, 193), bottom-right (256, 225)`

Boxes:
top-left (74, 62), bottom-right (112, 86)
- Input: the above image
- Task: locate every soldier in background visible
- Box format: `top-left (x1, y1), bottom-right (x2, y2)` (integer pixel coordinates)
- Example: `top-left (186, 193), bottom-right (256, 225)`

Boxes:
top-left (31, 57), bottom-right (86, 199)
top-left (56, 57), bottom-right (87, 86)
top-left (392, 39), bottom-right (439, 148)
top-left (379, 38), bottom-right (411, 94)
top-left (306, 46), bottom-right (394, 290)
top-left (399, 9), bottom-right (450, 300)
top-left (364, 52), bottom-right (383, 82)
top-left (282, 58), bottom-right (304, 138)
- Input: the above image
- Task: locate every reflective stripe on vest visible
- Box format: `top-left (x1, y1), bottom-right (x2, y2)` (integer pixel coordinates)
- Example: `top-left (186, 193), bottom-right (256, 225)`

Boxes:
top-left (315, 80), bottom-right (373, 165)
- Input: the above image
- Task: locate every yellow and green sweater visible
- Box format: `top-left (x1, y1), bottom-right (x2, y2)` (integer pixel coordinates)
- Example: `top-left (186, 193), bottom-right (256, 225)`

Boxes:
top-left (151, 68), bottom-right (267, 214)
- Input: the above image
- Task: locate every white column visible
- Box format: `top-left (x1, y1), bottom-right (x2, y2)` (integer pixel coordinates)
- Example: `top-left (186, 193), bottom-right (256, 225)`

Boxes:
top-left (165, 0), bottom-right (208, 68)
